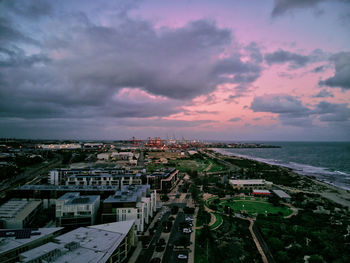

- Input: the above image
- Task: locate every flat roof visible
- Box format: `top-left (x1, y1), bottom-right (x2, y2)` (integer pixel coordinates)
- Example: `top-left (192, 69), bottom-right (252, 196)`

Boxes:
top-left (19, 221), bottom-right (134, 263)
top-left (229, 179), bottom-right (267, 185)
top-left (148, 168), bottom-right (177, 178)
top-left (88, 220), bottom-right (135, 235)
top-left (0, 200), bottom-right (41, 221)
top-left (0, 228), bottom-right (62, 255)
top-left (103, 185), bottom-right (150, 204)
top-left (69, 173), bottom-right (141, 179)
top-left (273, 190), bottom-right (291, 198)
top-left (252, 189), bottom-right (271, 194)
top-left (18, 185), bottom-right (119, 191)
top-left (58, 193), bottom-right (99, 205)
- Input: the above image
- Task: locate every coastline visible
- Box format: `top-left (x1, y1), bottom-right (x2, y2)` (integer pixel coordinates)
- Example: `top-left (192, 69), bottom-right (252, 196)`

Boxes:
top-left (211, 148), bottom-right (350, 209)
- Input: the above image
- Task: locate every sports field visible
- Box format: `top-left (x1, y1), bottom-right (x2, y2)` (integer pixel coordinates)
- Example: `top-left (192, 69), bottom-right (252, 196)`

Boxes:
top-left (220, 197), bottom-right (292, 216)
top-left (207, 196), bottom-right (292, 217)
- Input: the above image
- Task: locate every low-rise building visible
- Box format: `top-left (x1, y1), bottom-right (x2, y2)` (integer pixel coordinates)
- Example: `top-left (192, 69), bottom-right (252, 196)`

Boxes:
top-left (147, 168), bottom-right (179, 192)
top-left (97, 153), bottom-right (110, 161)
top-left (56, 193), bottom-right (100, 227)
top-left (37, 143), bottom-right (81, 150)
top-left (111, 152), bottom-right (134, 160)
top-left (229, 179), bottom-right (273, 190)
top-left (252, 189), bottom-right (271, 196)
top-left (102, 185), bottom-right (156, 232)
top-left (272, 189), bottom-right (291, 202)
top-left (0, 199), bottom-right (42, 229)
top-left (18, 221), bottom-right (136, 263)
top-left (48, 168), bottom-right (137, 185)
top-left (0, 228), bottom-right (63, 263)
top-left (65, 173), bottom-right (142, 188)
top-left (14, 185), bottom-right (119, 208)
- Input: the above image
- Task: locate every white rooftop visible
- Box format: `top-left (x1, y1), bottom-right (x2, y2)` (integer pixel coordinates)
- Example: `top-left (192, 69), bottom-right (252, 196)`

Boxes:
top-left (0, 228), bottom-right (62, 255)
top-left (89, 220), bottom-right (135, 235)
top-left (273, 190), bottom-right (291, 198)
top-left (229, 179), bottom-right (269, 185)
top-left (18, 221), bottom-right (134, 263)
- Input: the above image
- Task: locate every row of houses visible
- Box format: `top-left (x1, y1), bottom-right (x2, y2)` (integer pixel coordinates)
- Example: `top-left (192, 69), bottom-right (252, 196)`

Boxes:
top-left (48, 167), bottom-right (179, 193)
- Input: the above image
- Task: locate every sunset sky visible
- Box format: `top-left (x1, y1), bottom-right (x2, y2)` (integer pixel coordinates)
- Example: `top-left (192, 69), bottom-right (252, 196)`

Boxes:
top-left (1, 0), bottom-right (350, 141)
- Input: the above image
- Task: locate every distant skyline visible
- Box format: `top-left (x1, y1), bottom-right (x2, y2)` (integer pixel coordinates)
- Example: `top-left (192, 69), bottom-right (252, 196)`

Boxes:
top-left (0, 0), bottom-right (349, 141)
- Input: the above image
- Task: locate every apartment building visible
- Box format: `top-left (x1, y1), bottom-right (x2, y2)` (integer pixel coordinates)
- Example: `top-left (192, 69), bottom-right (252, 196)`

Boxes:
top-left (102, 185), bottom-right (157, 232)
top-left (56, 192), bottom-right (100, 227)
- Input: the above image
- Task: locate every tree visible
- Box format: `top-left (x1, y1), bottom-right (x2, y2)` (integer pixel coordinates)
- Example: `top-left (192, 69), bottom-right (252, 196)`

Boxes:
top-left (308, 255), bottom-right (326, 263)
top-left (171, 205), bottom-right (179, 214)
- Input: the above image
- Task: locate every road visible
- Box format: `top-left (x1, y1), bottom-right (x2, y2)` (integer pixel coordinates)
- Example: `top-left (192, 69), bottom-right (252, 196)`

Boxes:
top-left (162, 209), bottom-right (190, 263)
top-left (137, 150), bottom-right (145, 167)
top-left (136, 210), bottom-right (170, 263)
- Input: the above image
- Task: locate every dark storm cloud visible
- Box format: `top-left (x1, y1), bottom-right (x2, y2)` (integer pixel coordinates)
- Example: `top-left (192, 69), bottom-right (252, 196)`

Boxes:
top-left (250, 94), bottom-right (310, 117)
top-left (271, 0), bottom-right (348, 17)
top-left (0, 47), bottom-right (50, 68)
top-left (265, 49), bottom-right (328, 69)
top-left (265, 49), bottom-right (310, 68)
top-left (312, 65), bottom-right (327, 73)
top-left (313, 101), bottom-right (350, 121)
top-left (228, 117), bottom-right (241, 122)
top-left (0, 0), bottom-right (52, 19)
top-left (250, 94), bottom-right (350, 126)
top-left (312, 89), bottom-right (334, 98)
top-left (0, 17), bottom-right (38, 46)
top-left (319, 52), bottom-right (350, 90)
top-left (245, 42), bottom-right (263, 63)
top-left (212, 55), bottom-right (262, 83)
top-left (0, 0), bottom-right (265, 122)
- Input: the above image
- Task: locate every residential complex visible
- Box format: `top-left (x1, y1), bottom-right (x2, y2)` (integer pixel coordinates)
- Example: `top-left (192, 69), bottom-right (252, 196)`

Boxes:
top-left (65, 173), bottom-right (142, 187)
top-left (102, 185), bottom-right (157, 232)
top-left (48, 168), bottom-right (138, 185)
top-left (229, 179), bottom-right (273, 190)
top-left (56, 193), bottom-right (100, 227)
top-left (146, 168), bottom-right (179, 192)
top-left (15, 185), bottom-right (119, 208)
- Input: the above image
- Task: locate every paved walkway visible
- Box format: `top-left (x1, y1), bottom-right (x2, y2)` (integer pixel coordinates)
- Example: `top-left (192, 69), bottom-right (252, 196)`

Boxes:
top-left (283, 203), bottom-right (298, 219)
top-left (247, 218), bottom-right (268, 263)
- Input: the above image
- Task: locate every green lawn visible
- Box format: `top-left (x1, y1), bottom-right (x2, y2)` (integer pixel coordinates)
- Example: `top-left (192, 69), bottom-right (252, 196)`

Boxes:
top-left (220, 199), bottom-right (292, 217)
top-left (207, 160), bottom-right (227, 172)
top-left (210, 213), bottom-right (223, 229)
top-left (207, 196), bottom-right (292, 217)
top-left (174, 158), bottom-right (209, 172)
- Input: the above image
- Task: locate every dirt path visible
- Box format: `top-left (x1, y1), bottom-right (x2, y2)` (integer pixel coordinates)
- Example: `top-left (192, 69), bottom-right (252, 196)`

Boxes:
top-left (205, 162), bottom-right (213, 172)
top-left (284, 203), bottom-right (298, 219)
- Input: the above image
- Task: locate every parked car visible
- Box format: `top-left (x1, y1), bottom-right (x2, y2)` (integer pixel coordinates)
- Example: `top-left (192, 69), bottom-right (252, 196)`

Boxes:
top-left (183, 228), bottom-right (192, 233)
top-left (178, 254), bottom-right (188, 259)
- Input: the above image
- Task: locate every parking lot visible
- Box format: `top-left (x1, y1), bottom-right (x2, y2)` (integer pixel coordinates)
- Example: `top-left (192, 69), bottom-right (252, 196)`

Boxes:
top-left (162, 208), bottom-right (193, 263)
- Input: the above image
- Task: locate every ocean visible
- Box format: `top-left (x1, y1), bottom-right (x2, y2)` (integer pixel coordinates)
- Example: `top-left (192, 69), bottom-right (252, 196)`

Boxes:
top-left (213, 142), bottom-right (350, 191)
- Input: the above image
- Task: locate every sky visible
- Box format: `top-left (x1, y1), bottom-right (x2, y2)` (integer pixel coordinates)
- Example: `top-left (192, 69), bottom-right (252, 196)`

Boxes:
top-left (0, 0), bottom-right (350, 141)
